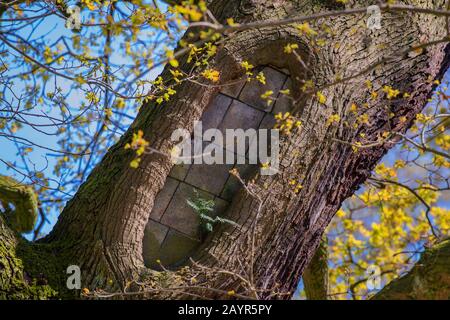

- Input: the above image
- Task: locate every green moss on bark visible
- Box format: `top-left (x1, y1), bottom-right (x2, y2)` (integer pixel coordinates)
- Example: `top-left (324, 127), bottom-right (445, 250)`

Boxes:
top-left (0, 215), bottom-right (72, 299)
top-left (0, 239), bottom-right (58, 299)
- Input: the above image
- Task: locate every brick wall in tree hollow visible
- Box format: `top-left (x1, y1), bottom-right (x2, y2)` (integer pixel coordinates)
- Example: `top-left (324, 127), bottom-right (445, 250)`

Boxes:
top-left (143, 66), bottom-right (292, 269)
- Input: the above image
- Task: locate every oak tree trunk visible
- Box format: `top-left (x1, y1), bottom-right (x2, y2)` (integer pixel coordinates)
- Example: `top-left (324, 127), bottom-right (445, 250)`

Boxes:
top-left (1, 0), bottom-right (449, 299)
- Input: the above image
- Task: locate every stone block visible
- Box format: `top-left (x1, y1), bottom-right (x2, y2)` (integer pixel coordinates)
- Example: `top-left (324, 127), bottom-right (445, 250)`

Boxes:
top-left (259, 113), bottom-right (276, 130)
top-left (184, 159), bottom-right (233, 196)
top-left (219, 100), bottom-right (264, 156)
top-left (239, 66), bottom-right (287, 112)
top-left (220, 100), bottom-right (265, 131)
top-left (220, 79), bottom-right (246, 98)
top-left (149, 177), bottom-right (179, 221)
top-left (142, 220), bottom-right (169, 267)
top-left (169, 163), bottom-right (191, 181)
top-left (273, 78), bottom-right (293, 115)
top-left (151, 229), bottom-right (200, 269)
top-left (161, 182), bottom-right (214, 238)
top-left (201, 93), bottom-right (232, 131)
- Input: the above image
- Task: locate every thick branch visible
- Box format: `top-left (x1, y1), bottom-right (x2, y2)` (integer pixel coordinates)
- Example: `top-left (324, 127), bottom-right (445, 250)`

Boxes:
top-left (302, 236), bottom-right (329, 300)
top-left (373, 239), bottom-right (450, 300)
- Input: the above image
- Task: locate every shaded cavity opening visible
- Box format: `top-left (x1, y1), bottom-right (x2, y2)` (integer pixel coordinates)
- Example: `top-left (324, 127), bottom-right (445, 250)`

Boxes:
top-left (142, 64), bottom-right (299, 270)
top-left (142, 33), bottom-right (314, 269)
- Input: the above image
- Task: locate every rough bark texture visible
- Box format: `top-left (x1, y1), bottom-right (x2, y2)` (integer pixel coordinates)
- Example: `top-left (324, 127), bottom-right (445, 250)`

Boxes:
top-left (0, 175), bottom-right (38, 233)
top-left (0, 215), bottom-right (59, 299)
top-left (373, 239), bottom-right (450, 300)
top-left (1, 0), bottom-right (450, 299)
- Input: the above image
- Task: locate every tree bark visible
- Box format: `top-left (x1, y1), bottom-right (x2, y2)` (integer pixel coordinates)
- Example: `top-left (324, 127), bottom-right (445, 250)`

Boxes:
top-left (373, 239), bottom-right (450, 300)
top-left (0, 215), bottom-right (60, 299)
top-left (1, 0), bottom-right (449, 299)
top-left (302, 236), bottom-right (329, 300)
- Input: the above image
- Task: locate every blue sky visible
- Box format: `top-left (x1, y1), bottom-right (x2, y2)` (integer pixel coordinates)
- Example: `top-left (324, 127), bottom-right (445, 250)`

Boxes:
top-left (0, 2), bottom-right (167, 238)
